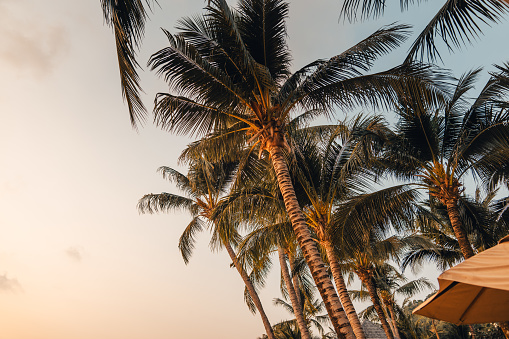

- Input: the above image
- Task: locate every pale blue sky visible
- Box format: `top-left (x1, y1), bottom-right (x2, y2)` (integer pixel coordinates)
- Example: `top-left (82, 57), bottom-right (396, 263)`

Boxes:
top-left (0, 1), bottom-right (508, 338)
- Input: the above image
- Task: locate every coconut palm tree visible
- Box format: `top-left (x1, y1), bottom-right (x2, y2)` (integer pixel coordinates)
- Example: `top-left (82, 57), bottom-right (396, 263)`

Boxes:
top-left (342, 235), bottom-right (408, 339)
top-left (237, 215), bottom-right (314, 339)
top-left (340, 0), bottom-right (509, 62)
top-left (289, 114), bottom-right (415, 339)
top-left (373, 264), bottom-right (435, 339)
top-left (381, 67), bottom-right (509, 259)
top-left (273, 296), bottom-right (335, 338)
top-left (401, 189), bottom-right (509, 273)
top-left (146, 0), bottom-right (448, 336)
top-left (137, 156), bottom-right (276, 339)
top-left (349, 265), bottom-right (434, 339)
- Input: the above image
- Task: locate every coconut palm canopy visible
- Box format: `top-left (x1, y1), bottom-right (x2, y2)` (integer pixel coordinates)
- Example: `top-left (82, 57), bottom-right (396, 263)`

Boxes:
top-left (146, 1), bottom-right (450, 337)
top-left (3, 1), bottom-right (509, 339)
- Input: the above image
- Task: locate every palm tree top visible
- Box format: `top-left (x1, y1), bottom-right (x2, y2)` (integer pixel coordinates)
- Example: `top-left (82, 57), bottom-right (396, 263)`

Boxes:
top-left (148, 0), bottom-right (449, 161)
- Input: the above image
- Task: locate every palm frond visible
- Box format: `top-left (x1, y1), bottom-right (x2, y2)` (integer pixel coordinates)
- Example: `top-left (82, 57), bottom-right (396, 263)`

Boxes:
top-left (406, 0), bottom-right (509, 62)
top-left (441, 68), bottom-right (483, 157)
top-left (178, 216), bottom-right (207, 264)
top-left (396, 277), bottom-right (435, 298)
top-left (149, 30), bottom-right (249, 118)
top-left (238, 0), bottom-right (291, 83)
top-left (137, 192), bottom-right (197, 215)
top-left (301, 62), bottom-right (451, 117)
top-left (340, 0), bottom-right (423, 21)
top-left (244, 285), bottom-right (258, 313)
top-left (101, 0), bottom-right (157, 127)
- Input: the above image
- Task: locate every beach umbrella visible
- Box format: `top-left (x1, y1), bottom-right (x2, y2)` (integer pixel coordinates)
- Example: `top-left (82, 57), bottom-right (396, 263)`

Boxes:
top-left (413, 235), bottom-right (509, 324)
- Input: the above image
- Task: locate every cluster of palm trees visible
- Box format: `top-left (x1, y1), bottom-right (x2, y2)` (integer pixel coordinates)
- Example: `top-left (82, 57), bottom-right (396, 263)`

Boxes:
top-left (102, 0), bottom-right (509, 338)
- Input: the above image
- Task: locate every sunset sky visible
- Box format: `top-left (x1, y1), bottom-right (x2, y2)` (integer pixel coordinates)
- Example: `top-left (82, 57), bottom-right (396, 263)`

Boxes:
top-left (1, 1), bottom-right (509, 338)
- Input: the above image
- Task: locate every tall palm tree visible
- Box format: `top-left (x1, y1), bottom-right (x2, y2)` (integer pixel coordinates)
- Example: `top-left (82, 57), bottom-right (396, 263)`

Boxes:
top-left (340, 0), bottom-right (509, 62)
top-left (290, 115), bottom-right (399, 339)
top-left (382, 67), bottom-right (509, 259)
top-left (147, 1), bottom-right (448, 335)
top-left (137, 157), bottom-right (276, 339)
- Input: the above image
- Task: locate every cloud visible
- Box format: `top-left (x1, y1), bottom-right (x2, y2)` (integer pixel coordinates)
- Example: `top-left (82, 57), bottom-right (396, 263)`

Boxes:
top-left (0, 273), bottom-right (22, 293)
top-left (65, 247), bottom-right (83, 263)
top-left (0, 0), bottom-right (70, 77)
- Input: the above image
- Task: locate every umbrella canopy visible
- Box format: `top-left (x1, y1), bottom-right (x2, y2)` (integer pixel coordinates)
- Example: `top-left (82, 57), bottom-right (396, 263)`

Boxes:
top-left (413, 235), bottom-right (509, 324)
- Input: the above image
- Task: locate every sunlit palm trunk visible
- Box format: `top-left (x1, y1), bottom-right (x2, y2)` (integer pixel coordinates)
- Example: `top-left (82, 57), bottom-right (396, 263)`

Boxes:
top-left (269, 146), bottom-right (354, 339)
top-left (278, 247), bottom-right (312, 339)
top-left (445, 200), bottom-right (475, 259)
top-left (288, 253), bottom-right (302, 308)
top-left (500, 321), bottom-right (509, 338)
top-left (324, 242), bottom-right (366, 339)
top-left (224, 241), bottom-right (275, 339)
top-left (431, 320), bottom-right (440, 339)
top-left (387, 304), bottom-right (401, 339)
top-left (385, 308), bottom-right (397, 338)
top-left (357, 272), bottom-right (394, 339)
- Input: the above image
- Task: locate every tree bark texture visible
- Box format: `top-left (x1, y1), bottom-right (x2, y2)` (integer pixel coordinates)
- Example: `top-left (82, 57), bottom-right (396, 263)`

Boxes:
top-left (445, 200), bottom-right (475, 259)
top-left (224, 241), bottom-right (275, 339)
top-left (388, 304), bottom-right (401, 339)
top-left (269, 146), bottom-right (354, 339)
top-left (288, 253), bottom-right (302, 309)
top-left (278, 247), bottom-right (312, 339)
top-left (358, 273), bottom-right (394, 339)
top-left (324, 242), bottom-right (366, 339)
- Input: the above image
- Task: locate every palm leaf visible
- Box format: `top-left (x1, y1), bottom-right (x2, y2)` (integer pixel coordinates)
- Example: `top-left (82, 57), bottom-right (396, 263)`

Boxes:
top-left (137, 192), bottom-right (197, 215)
top-left (238, 0), bottom-right (291, 83)
top-left (179, 216), bottom-right (207, 264)
top-left (406, 0), bottom-right (509, 62)
top-left (101, 0), bottom-right (157, 127)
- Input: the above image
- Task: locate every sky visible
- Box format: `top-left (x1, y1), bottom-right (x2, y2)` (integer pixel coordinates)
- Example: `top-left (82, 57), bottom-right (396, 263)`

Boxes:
top-left (0, 1), bottom-right (509, 338)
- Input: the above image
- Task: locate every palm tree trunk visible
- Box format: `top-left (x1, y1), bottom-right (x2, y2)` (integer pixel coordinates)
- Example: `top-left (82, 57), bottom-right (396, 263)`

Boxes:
top-left (431, 320), bottom-right (440, 339)
top-left (469, 325), bottom-right (476, 339)
top-left (278, 247), bottom-right (312, 339)
top-left (357, 273), bottom-right (394, 339)
top-left (324, 241), bottom-right (366, 339)
top-left (224, 241), bottom-right (275, 339)
top-left (288, 253), bottom-right (302, 308)
top-left (445, 200), bottom-right (475, 259)
top-left (268, 145), bottom-right (354, 339)
top-left (388, 304), bottom-right (401, 339)
top-left (499, 321), bottom-right (509, 338)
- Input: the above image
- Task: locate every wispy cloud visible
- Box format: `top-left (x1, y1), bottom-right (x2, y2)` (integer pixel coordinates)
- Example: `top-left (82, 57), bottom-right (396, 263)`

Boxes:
top-left (65, 247), bottom-right (83, 263)
top-left (0, 0), bottom-right (70, 78)
top-left (0, 273), bottom-right (22, 293)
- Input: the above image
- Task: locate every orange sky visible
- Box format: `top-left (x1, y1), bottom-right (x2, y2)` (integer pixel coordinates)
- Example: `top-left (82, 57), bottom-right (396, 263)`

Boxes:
top-left (1, 0), bottom-right (508, 338)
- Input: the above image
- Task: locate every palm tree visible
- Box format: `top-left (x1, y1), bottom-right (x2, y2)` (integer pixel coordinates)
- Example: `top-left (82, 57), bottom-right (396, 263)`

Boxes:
top-left (382, 67), bottom-right (509, 259)
top-left (146, 1), bottom-right (448, 335)
top-left (273, 296), bottom-right (335, 338)
top-left (137, 157), bottom-right (276, 339)
top-left (289, 115), bottom-right (400, 339)
top-left (237, 215), bottom-right (314, 339)
top-left (342, 235), bottom-right (407, 339)
top-left (401, 191), bottom-right (509, 273)
top-left (340, 0), bottom-right (509, 62)
top-left (373, 264), bottom-right (435, 339)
